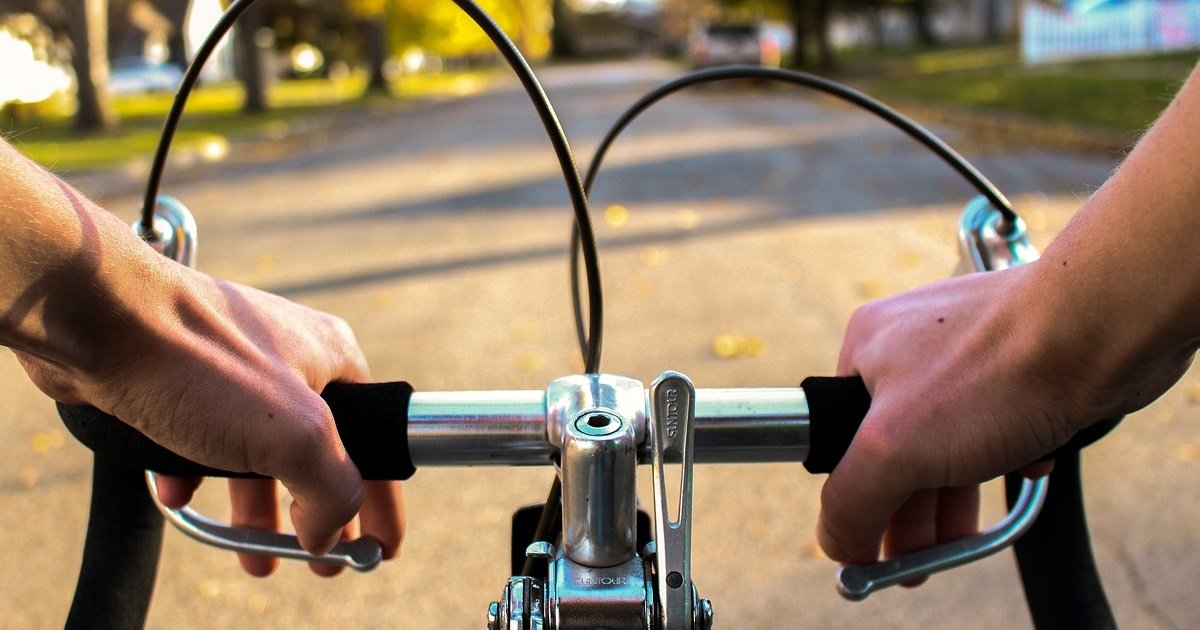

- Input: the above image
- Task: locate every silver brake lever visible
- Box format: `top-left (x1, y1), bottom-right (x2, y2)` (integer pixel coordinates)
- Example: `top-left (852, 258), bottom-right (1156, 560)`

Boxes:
top-left (838, 477), bottom-right (1047, 600)
top-left (836, 195), bottom-right (1045, 599)
top-left (145, 473), bottom-right (383, 571)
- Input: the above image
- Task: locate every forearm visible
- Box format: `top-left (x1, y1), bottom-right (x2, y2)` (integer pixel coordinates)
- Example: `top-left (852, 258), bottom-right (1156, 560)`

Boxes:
top-left (1020, 63), bottom-right (1200, 415)
top-left (0, 139), bottom-right (168, 371)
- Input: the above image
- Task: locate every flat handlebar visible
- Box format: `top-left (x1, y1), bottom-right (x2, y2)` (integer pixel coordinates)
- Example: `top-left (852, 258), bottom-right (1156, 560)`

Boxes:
top-left (57, 376), bottom-right (870, 479)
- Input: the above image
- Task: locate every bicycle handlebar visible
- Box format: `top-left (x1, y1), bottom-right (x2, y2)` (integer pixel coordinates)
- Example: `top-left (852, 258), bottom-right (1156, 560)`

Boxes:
top-left (57, 376), bottom-right (871, 479)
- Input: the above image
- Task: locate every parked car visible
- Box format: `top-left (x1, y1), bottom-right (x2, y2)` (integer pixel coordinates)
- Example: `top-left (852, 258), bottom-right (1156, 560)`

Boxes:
top-left (688, 21), bottom-right (774, 68)
top-left (108, 57), bottom-right (184, 95)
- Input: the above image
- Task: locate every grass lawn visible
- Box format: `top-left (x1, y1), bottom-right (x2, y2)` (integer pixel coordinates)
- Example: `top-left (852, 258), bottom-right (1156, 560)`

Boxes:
top-left (852, 46), bottom-right (1200, 134)
top-left (2, 71), bottom-right (496, 171)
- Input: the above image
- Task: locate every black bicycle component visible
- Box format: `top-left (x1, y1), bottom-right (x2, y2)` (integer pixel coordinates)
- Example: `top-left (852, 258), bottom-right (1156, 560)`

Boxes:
top-left (799, 376), bottom-right (872, 475)
top-left (57, 381), bottom-right (416, 480)
top-left (1006, 455), bottom-right (1117, 629)
top-left (65, 457), bottom-right (164, 630)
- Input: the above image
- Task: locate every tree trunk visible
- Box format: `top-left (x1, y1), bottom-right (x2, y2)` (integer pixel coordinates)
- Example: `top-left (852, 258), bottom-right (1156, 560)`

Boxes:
top-left (233, 1), bottom-right (266, 113)
top-left (911, 0), bottom-right (937, 46)
top-left (152, 0), bottom-right (192, 67)
top-left (67, 0), bottom-right (116, 130)
top-left (984, 0), bottom-right (1002, 42)
top-left (361, 19), bottom-right (388, 93)
top-left (550, 0), bottom-right (577, 59)
top-left (814, 0), bottom-right (834, 71)
top-left (787, 0), bottom-right (809, 68)
top-left (869, 4), bottom-right (886, 50)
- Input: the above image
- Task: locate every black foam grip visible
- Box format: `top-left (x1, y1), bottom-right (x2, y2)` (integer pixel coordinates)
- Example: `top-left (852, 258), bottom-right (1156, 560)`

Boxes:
top-left (800, 376), bottom-right (871, 474)
top-left (57, 381), bottom-right (417, 480)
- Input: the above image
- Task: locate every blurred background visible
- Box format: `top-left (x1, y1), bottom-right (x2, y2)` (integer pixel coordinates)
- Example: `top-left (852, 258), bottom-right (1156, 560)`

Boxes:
top-left (2, 0), bottom-right (1200, 628)
top-left (2, 0), bottom-right (1199, 157)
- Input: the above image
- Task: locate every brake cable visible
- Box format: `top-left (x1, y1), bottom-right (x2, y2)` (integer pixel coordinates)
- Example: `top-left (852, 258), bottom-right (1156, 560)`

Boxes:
top-left (570, 64), bottom-right (1017, 352)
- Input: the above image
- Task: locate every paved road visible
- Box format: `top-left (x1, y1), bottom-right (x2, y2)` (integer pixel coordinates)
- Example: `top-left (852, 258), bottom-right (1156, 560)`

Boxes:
top-left (2, 59), bottom-right (1196, 628)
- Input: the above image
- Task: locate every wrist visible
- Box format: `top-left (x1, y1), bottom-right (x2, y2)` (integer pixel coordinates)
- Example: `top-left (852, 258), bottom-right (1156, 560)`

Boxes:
top-left (1015, 249), bottom-right (1194, 426)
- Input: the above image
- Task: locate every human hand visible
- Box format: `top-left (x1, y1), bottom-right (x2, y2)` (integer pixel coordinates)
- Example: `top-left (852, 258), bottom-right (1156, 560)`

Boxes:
top-left (13, 240), bottom-right (403, 575)
top-left (818, 261), bottom-right (1192, 569)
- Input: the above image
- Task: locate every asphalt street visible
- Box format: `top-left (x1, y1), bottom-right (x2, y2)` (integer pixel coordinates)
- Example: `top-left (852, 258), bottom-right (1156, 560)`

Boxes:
top-left (1, 58), bottom-right (1196, 628)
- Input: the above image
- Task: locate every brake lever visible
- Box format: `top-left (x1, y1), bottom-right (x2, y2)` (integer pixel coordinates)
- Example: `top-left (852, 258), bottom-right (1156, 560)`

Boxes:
top-left (836, 196), bottom-right (1045, 599)
top-left (145, 472), bottom-right (383, 571)
top-left (837, 477), bottom-right (1047, 600)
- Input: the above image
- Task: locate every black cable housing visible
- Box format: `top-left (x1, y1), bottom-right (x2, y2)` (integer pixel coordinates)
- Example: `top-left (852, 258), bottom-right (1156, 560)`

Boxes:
top-left (139, 0), bottom-right (605, 376)
top-left (139, 0), bottom-right (257, 232)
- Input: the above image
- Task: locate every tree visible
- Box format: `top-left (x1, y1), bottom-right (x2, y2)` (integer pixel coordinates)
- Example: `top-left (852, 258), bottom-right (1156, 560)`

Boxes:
top-left (150, 0), bottom-right (190, 67)
top-left (346, 0), bottom-right (388, 92)
top-left (901, 0), bottom-right (936, 45)
top-left (65, 0), bottom-right (115, 129)
top-left (233, 0), bottom-right (266, 112)
top-left (0, 0), bottom-right (116, 129)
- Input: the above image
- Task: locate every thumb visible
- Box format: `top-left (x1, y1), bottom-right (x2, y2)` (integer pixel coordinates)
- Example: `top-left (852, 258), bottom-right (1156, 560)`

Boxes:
top-left (816, 416), bottom-right (915, 565)
top-left (265, 405), bottom-right (364, 555)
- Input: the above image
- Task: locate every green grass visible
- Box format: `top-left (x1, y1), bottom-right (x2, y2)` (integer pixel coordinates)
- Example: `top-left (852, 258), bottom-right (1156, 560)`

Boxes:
top-left (854, 46), bottom-right (1199, 134)
top-left (3, 71), bottom-right (497, 171)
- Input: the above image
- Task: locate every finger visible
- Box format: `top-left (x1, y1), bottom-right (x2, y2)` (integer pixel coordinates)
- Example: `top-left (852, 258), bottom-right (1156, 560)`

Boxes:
top-left (309, 521), bottom-right (357, 577)
top-left (263, 400), bottom-right (364, 556)
top-left (936, 485), bottom-right (981, 544)
top-left (883, 489), bottom-right (938, 557)
top-left (883, 489), bottom-right (938, 587)
top-left (359, 481), bottom-right (406, 560)
top-left (285, 448), bottom-right (364, 556)
top-left (817, 414), bottom-right (916, 565)
top-left (230, 478), bottom-right (281, 577)
top-left (1019, 460), bottom-right (1055, 479)
top-left (154, 475), bottom-right (203, 509)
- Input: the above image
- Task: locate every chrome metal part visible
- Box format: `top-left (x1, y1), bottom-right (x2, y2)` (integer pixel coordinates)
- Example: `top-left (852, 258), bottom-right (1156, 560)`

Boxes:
top-left (406, 386), bottom-right (811, 467)
top-left (144, 472), bottom-right (382, 571)
top-left (133, 195), bottom-right (198, 266)
top-left (678, 388), bottom-right (809, 463)
top-left (547, 374), bottom-right (646, 450)
top-left (491, 576), bottom-right (547, 630)
top-left (551, 554), bottom-right (651, 630)
top-left (838, 477), bottom-right (1049, 600)
top-left (490, 544), bottom-right (556, 630)
top-left (956, 195), bottom-right (1039, 275)
top-left (407, 390), bottom-right (549, 466)
top-left (649, 372), bottom-right (698, 630)
top-left (694, 596), bottom-right (713, 630)
top-left (562, 409), bottom-right (638, 568)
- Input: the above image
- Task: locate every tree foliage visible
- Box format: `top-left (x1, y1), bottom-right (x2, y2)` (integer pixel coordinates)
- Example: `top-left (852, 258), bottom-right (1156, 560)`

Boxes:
top-left (386, 0), bottom-right (550, 59)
